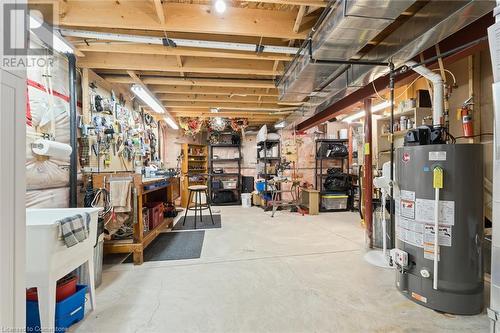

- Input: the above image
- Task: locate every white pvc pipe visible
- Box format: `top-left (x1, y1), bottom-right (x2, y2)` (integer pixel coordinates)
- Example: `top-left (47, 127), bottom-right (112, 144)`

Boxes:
top-left (60, 29), bottom-right (299, 55)
top-left (406, 60), bottom-right (444, 127)
top-left (433, 187), bottom-right (440, 290)
top-left (381, 188), bottom-right (387, 258)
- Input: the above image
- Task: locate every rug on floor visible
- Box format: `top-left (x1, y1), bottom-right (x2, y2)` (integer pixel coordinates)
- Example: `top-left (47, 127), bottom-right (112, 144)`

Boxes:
top-left (123, 230), bottom-right (205, 263)
top-left (173, 214), bottom-right (222, 231)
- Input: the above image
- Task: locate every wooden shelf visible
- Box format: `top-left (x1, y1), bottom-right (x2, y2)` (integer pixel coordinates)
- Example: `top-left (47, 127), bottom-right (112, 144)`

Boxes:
top-left (380, 130), bottom-right (409, 138)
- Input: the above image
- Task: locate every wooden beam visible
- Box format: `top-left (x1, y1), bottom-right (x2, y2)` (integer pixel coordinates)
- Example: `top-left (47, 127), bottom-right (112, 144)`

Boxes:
top-left (161, 102), bottom-right (298, 110)
top-left (243, 0), bottom-right (327, 7)
top-left (149, 85), bottom-right (279, 96)
top-left (176, 55), bottom-right (184, 77)
top-left (78, 52), bottom-right (282, 76)
top-left (159, 93), bottom-right (278, 104)
top-left (104, 75), bottom-right (276, 88)
top-left (76, 43), bottom-right (292, 62)
top-left (81, 68), bottom-right (90, 123)
top-left (126, 70), bottom-right (143, 85)
top-left (153, 0), bottom-right (165, 26)
top-left (293, 6), bottom-right (307, 33)
top-left (59, 2), bottom-right (307, 39)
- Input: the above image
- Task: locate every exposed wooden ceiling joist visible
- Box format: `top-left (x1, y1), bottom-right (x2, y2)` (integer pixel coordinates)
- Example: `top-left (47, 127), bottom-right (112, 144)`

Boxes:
top-left (148, 85), bottom-right (279, 96)
top-left (59, 2), bottom-right (308, 39)
top-left (153, 0), bottom-right (166, 25)
top-left (75, 43), bottom-right (292, 62)
top-left (242, 0), bottom-right (328, 7)
top-left (78, 52), bottom-right (283, 76)
top-left (163, 101), bottom-right (296, 110)
top-left (104, 76), bottom-right (276, 89)
top-left (158, 93), bottom-right (279, 104)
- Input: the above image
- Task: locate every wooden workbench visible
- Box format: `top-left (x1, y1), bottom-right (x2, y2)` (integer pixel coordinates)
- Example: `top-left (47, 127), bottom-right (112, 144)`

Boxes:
top-left (92, 172), bottom-right (180, 265)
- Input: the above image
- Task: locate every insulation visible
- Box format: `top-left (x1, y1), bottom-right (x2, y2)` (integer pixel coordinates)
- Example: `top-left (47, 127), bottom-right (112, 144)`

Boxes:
top-left (26, 187), bottom-right (70, 208)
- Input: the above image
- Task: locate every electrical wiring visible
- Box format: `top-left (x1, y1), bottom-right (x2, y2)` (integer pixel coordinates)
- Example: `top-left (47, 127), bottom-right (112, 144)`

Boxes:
top-left (371, 67), bottom-right (457, 102)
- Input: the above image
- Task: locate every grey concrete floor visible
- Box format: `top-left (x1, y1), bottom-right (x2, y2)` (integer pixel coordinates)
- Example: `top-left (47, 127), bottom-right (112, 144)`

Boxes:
top-left (72, 206), bottom-right (489, 333)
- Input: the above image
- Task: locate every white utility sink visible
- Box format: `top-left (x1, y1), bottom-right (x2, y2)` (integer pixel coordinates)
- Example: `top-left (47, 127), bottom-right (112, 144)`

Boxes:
top-left (26, 208), bottom-right (101, 331)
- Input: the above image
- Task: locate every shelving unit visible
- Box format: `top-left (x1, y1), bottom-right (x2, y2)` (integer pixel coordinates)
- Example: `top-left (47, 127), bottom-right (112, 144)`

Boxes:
top-left (375, 107), bottom-right (432, 169)
top-left (315, 139), bottom-right (351, 212)
top-left (181, 143), bottom-right (208, 208)
top-left (209, 143), bottom-right (242, 206)
top-left (257, 140), bottom-right (281, 202)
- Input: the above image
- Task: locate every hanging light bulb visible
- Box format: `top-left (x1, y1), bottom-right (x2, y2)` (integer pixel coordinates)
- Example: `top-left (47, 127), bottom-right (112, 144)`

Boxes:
top-left (215, 0), bottom-right (226, 13)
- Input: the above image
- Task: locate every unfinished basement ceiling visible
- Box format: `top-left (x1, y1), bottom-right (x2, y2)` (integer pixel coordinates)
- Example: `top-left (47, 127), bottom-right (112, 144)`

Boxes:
top-left (277, 0), bottom-right (495, 127)
top-left (51, 0), bottom-right (328, 126)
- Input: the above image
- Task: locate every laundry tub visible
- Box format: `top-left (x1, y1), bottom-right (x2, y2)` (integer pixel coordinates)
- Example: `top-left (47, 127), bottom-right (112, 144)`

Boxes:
top-left (25, 208), bottom-right (101, 331)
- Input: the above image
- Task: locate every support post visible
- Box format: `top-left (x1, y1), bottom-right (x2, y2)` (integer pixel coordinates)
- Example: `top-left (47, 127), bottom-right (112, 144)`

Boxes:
top-left (364, 98), bottom-right (373, 248)
top-left (389, 62), bottom-right (395, 249)
top-left (68, 54), bottom-right (78, 208)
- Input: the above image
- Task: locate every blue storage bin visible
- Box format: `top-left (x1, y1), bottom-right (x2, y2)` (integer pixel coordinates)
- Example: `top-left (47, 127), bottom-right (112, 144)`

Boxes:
top-left (256, 181), bottom-right (265, 192)
top-left (27, 285), bottom-right (87, 332)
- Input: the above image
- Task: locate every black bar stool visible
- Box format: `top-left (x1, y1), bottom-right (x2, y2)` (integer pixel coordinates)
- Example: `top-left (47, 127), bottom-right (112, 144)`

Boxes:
top-left (182, 185), bottom-right (214, 229)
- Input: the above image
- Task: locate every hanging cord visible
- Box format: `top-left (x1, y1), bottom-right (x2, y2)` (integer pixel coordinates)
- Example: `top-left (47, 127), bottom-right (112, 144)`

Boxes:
top-left (42, 54), bottom-right (56, 138)
top-left (91, 188), bottom-right (112, 217)
top-left (372, 68), bottom-right (457, 102)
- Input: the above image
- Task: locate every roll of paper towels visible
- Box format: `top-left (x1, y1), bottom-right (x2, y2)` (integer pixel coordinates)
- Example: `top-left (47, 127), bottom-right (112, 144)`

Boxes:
top-left (32, 139), bottom-right (72, 160)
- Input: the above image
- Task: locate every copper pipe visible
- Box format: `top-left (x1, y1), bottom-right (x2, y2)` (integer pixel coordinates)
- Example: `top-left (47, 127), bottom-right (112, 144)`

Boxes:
top-left (363, 98), bottom-right (373, 248)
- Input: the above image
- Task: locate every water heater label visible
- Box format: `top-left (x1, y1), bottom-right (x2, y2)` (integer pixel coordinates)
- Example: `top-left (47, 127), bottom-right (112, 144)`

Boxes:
top-left (415, 199), bottom-right (455, 226)
top-left (424, 225), bottom-right (452, 247)
top-left (429, 151), bottom-right (447, 161)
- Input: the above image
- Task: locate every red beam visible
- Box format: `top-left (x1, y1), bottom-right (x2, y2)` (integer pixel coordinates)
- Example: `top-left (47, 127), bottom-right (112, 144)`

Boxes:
top-left (296, 13), bottom-right (494, 131)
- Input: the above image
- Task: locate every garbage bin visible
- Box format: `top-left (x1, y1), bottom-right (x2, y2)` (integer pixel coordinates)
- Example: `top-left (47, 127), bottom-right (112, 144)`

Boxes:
top-left (76, 217), bottom-right (104, 288)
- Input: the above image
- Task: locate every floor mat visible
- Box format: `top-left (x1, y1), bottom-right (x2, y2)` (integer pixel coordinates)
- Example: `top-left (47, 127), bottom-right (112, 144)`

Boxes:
top-left (123, 231), bottom-right (205, 263)
top-left (173, 214), bottom-right (222, 231)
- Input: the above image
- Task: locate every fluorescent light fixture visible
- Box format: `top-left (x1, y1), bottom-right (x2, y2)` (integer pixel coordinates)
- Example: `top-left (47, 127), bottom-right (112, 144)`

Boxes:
top-left (343, 111), bottom-right (365, 123)
top-left (372, 100), bottom-right (391, 112)
top-left (274, 120), bottom-right (286, 129)
top-left (210, 107), bottom-right (220, 113)
top-left (164, 117), bottom-right (179, 130)
top-left (215, 0), bottom-right (226, 13)
top-left (29, 13), bottom-right (74, 54)
top-left (131, 84), bottom-right (165, 114)
top-left (342, 101), bottom-right (392, 123)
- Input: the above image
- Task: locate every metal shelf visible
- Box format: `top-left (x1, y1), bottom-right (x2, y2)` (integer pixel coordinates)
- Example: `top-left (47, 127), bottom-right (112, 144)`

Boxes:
top-left (209, 142), bottom-right (242, 206)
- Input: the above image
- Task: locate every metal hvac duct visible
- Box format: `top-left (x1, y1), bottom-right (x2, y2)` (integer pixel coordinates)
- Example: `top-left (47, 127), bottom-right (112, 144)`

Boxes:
top-left (278, 0), bottom-right (417, 102)
top-left (279, 0), bottom-right (495, 123)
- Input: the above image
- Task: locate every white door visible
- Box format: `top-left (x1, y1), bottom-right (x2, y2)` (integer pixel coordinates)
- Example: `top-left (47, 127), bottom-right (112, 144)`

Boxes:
top-left (0, 0), bottom-right (27, 329)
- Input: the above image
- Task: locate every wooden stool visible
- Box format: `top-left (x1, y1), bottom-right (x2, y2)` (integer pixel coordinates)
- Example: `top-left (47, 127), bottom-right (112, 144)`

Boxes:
top-left (182, 185), bottom-right (214, 229)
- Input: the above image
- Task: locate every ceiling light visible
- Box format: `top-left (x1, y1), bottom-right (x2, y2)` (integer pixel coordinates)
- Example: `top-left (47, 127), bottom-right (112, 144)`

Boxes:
top-left (371, 100), bottom-right (392, 112)
top-left (29, 13), bottom-right (74, 54)
top-left (131, 84), bottom-right (165, 114)
top-left (164, 117), bottom-right (179, 130)
top-left (342, 101), bottom-right (393, 123)
top-left (210, 107), bottom-right (220, 113)
top-left (343, 111), bottom-right (365, 123)
top-left (215, 0), bottom-right (226, 13)
top-left (274, 120), bottom-right (286, 129)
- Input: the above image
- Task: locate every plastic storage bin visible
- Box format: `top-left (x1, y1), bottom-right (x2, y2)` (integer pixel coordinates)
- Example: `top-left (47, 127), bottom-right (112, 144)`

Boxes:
top-left (27, 285), bottom-right (87, 332)
top-left (256, 181), bottom-right (265, 192)
top-left (145, 202), bottom-right (164, 230)
top-left (321, 194), bottom-right (348, 210)
top-left (26, 275), bottom-right (77, 302)
top-left (221, 180), bottom-right (237, 189)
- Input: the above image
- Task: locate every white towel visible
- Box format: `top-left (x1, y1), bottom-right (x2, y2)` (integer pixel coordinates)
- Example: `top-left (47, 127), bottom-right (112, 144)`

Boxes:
top-left (109, 180), bottom-right (132, 213)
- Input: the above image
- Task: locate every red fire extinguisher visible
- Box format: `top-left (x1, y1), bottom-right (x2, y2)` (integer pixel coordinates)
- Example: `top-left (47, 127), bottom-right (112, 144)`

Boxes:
top-left (460, 97), bottom-right (474, 138)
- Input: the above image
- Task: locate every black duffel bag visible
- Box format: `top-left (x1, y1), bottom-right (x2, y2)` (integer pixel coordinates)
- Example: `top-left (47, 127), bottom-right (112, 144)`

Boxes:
top-left (323, 168), bottom-right (349, 192)
top-left (317, 143), bottom-right (348, 158)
